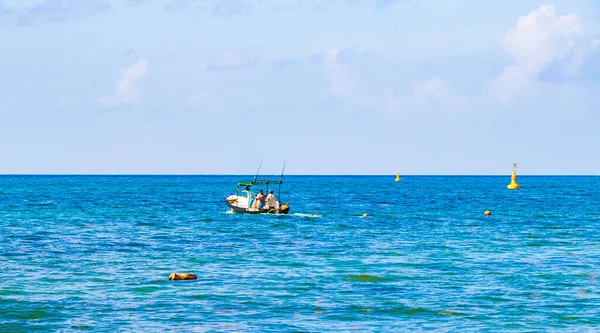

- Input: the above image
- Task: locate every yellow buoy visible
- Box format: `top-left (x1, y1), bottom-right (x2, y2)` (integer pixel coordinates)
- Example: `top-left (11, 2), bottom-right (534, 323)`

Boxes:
top-left (395, 171), bottom-right (401, 182)
top-left (363, 213), bottom-right (368, 217)
top-left (507, 171), bottom-right (520, 190)
top-left (484, 210), bottom-right (491, 216)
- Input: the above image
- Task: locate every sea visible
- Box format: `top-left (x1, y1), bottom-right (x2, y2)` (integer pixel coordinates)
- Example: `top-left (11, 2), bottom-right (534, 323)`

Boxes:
top-left (0, 175), bottom-right (599, 332)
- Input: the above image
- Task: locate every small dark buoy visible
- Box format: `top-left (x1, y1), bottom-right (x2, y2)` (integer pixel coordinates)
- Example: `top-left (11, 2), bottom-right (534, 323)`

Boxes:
top-left (168, 273), bottom-right (197, 280)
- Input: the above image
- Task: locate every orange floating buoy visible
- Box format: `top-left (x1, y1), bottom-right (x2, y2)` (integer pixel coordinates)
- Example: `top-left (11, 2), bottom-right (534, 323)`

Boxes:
top-left (168, 273), bottom-right (197, 280)
top-left (363, 213), bottom-right (368, 217)
top-left (484, 210), bottom-right (491, 216)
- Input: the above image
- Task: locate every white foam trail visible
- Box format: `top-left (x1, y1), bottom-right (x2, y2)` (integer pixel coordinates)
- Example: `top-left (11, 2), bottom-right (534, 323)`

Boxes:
top-left (291, 213), bottom-right (322, 218)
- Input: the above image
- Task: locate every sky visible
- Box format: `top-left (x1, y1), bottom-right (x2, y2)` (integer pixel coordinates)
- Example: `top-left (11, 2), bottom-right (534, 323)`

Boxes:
top-left (0, 0), bottom-right (599, 175)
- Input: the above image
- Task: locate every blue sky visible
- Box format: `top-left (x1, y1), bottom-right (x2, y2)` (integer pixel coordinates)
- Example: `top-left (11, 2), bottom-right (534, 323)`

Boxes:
top-left (1, 0), bottom-right (599, 175)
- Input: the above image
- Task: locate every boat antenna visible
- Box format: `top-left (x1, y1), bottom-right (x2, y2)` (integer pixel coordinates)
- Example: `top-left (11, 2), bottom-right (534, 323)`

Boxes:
top-left (253, 159), bottom-right (263, 183)
top-left (278, 160), bottom-right (286, 200)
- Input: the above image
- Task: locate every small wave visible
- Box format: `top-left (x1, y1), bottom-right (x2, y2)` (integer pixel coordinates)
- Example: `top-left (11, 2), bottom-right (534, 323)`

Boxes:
top-left (291, 213), bottom-right (322, 218)
top-left (345, 274), bottom-right (390, 282)
top-left (133, 286), bottom-right (161, 293)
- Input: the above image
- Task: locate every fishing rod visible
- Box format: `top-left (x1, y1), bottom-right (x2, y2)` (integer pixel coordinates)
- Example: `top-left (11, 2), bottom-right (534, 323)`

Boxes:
top-left (253, 159), bottom-right (263, 183)
top-left (278, 160), bottom-right (286, 203)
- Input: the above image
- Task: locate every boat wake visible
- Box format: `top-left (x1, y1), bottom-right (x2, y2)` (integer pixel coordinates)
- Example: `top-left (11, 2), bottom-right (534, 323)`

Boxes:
top-left (291, 213), bottom-right (322, 218)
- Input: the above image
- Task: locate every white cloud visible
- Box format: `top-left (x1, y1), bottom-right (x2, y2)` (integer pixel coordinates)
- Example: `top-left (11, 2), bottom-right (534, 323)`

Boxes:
top-left (102, 58), bottom-right (148, 107)
top-left (324, 48), bottom-right (359, 99)
top-left (15, 0), bottom-right (112, 25)
top-left (413, 77), bottom-right (448, 103)
top-left (490, 66), bottom-right (534, 102)
top-left (161, 0), bottom-right (407, 15)
top-left (211, 0), bottom-right (250, 17)
top-left (413, 77), bottom-right (466, 108)
top-left (383, 87), bottom-right (402, 112)
top-left (491, 5), bottom-right (597, 101)
top-left (504, 5), bottom-right (580, 73)
top-left (562, 38), bottom-right (600, 77)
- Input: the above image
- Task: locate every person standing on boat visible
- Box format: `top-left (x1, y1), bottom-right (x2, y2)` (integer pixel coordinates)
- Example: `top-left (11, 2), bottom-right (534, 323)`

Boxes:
top-left (266, 190), bottom-right (276, 211)
top-left (244, 185), bottom-right (254, 208)
top-left (254, 190), bottom-right (266, 208)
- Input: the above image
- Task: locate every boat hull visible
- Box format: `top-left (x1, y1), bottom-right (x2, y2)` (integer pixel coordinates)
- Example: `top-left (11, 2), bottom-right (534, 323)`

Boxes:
top-left (225, 196), bottom-right (289, 214)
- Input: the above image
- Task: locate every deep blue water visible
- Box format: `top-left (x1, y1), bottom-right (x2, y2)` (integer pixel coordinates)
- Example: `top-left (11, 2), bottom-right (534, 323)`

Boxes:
top-left (1, 175), bottom-right (599, 332)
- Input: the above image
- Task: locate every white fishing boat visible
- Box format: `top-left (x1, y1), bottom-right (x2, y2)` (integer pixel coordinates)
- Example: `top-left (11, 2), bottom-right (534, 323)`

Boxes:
top-left (224, 162), bottom-right (290, 214)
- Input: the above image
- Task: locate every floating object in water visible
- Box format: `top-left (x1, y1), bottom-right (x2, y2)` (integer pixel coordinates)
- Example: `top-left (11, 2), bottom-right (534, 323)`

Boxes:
top-left (395, 171), bottom-right (401, 182)
top-left (363, 213), bottom-right (368, 217)
top-left (168, 273), bottom-right (197, 280)
top-left (507, 171), bottom-right (520, 190)
top-left (484, 210), bottom-right (491, 216)
top-left (507, 163), bottom-right (520, 190)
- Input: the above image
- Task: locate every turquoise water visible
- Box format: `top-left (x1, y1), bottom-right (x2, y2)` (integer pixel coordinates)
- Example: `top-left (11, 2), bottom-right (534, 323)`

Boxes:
top-left (1, 175), bottom-right (599, 332)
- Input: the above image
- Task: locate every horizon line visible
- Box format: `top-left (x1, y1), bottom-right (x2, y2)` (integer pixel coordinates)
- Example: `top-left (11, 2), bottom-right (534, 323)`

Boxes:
top-left (0, 173), bottom-right (598, 177)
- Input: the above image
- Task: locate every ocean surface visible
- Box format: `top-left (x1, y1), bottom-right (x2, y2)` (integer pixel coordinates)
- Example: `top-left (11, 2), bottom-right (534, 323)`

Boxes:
top-left (1, 175), bottom-right (599, 332)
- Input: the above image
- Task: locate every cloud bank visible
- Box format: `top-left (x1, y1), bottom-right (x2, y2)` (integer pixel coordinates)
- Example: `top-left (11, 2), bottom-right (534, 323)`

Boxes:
top-left (163, 0), bottom-right (411, 17)
top-left (491, 5), bottom-right (598, 101)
